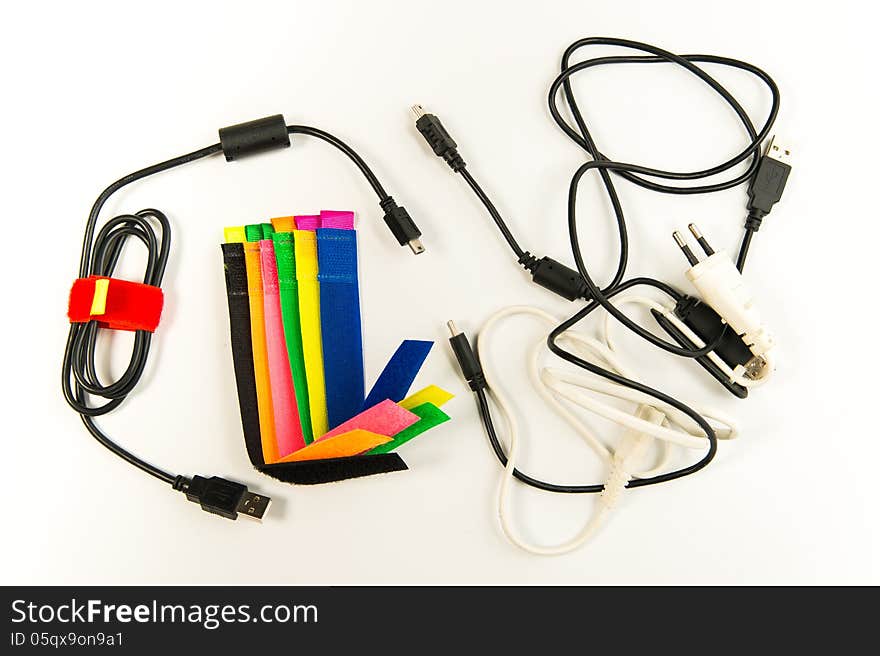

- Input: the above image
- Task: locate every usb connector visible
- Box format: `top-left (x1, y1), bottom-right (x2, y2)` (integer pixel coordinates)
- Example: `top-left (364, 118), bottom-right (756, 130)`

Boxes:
top-left (747, 136), bottom-right (793, 220)
top-left (235, 490), bottom-right (272, 519)
top-left (765, 135), bottom-right (792, 165)
top-left (177, 475), bottom-right (271, 521)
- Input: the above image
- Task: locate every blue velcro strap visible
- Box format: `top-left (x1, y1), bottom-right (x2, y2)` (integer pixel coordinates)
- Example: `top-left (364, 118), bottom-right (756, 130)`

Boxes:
top-left (362, 339), bottom-right (433, 410)
top-left (317, 228), bottom-right (365, 429)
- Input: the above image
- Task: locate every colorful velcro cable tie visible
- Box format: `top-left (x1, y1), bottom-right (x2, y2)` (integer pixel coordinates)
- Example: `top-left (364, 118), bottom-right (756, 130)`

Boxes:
top-left (368, 402), bottom-right (451, 454)
top-left (242, 239), bottom-right (279, 464)
top-left (220, 210), bottom-right (452, 484)
top-left (68, 276), bottom-right (164, 332)
top-left (293, 228), bottom-right (329, 437)
top-left (363, 340), bottom-right (434, 409)
top-left (271, 230), bottom-right (313, 443)
top-left (221, 242), bottom-right (265, 468)
top-left (317, 223), bottom-right (365, 429)
top-left (320, 209), bottom-right (355, 230)
top-left (260, 239), bottom-right (305, 456)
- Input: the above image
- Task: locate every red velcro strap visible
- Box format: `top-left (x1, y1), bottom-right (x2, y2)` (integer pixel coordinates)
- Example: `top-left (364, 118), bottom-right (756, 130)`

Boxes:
top-left (68, 276), bottom-right (164, 332)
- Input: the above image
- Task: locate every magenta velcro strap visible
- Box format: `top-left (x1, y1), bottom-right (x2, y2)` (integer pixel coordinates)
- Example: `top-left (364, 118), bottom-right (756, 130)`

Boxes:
top-left (319, 210), bottom-right (355, 230)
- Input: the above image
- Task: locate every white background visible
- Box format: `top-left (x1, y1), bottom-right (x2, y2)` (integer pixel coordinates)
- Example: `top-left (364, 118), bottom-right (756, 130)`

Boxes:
top-left (2, 0), bottom-right (877, 585)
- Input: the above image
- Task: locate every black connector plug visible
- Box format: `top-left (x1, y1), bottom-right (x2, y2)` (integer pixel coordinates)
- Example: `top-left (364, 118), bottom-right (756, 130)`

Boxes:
top-left (176, 475), bottom-right (271, 521)
top-left (447, 321), bottom-right (486, 391)
top-left (379, 197), bottom-right (424, 254)
top-left (746, 136), bottom-right (792, 229)
top-left (412, 105), bottom-right (466, 172)
top-left (413, 105), bottom-right (590, 303)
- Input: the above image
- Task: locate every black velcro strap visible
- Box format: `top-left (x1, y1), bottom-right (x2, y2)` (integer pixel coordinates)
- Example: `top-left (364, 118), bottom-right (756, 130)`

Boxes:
top-left (260, 454), bottom-right (408, 484)
top-left (221, 242), bottom-right (265, 468)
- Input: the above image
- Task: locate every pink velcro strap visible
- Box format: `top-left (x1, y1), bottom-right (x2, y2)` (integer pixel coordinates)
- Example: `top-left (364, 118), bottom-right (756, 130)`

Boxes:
top-left (260, 239), bottom-right (305, 456)
top-left (294, 214), bottom-right (321, 231)
top-left (318, 399), bottom-right (419, 441)
top-left (319, 210), bottom-right (355, 230)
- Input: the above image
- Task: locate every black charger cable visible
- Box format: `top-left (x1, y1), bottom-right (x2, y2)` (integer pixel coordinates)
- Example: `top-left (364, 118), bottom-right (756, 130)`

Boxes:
top-left (62, 115), bottom-right (425, 520)
top-left (416, 38), bottom-right (792, 495)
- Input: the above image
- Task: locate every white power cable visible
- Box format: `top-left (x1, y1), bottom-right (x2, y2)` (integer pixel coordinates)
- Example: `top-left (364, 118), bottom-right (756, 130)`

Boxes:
top-left (477, 303), bottom-right (737, 556)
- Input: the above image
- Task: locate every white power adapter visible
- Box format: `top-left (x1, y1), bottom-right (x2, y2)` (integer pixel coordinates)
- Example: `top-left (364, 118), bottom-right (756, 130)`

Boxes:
top-left (674, 224), bottom-right (775, 382)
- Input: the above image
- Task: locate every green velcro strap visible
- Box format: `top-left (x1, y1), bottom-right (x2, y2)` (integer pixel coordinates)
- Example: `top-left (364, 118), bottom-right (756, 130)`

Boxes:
top-left (272, 231), bottom-right (313, 444)
top-left (245, 223), bottom-right (275, 242)
top-left (245, 224), bottom-right (263, 242)
top-left (367, 402), bottom-right (450, 454)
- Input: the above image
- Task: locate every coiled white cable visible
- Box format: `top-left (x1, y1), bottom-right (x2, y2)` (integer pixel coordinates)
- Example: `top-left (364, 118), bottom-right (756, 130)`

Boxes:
top-left (477, 303), bottom-right (737, 556)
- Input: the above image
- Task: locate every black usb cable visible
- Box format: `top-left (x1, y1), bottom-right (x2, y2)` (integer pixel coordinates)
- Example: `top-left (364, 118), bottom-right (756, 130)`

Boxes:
top-left (416, 38), bottom-right (792, 495)
top-left (63, 115), bottom-right (425, 520)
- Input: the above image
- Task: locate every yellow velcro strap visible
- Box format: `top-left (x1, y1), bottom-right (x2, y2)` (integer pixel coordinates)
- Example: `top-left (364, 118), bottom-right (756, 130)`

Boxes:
top-left (293, 230), bottom-right (328, 437)
top-left (400, 385), bottom-right (454, 410)
top-left (89, 278), bottom-right (110, 316)
top-left (224, 226), bottom-right (247, 243)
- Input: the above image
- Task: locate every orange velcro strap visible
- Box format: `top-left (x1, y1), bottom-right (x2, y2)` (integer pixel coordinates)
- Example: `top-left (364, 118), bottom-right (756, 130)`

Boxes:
top-left (67, 276), bottom-right (164, 332)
